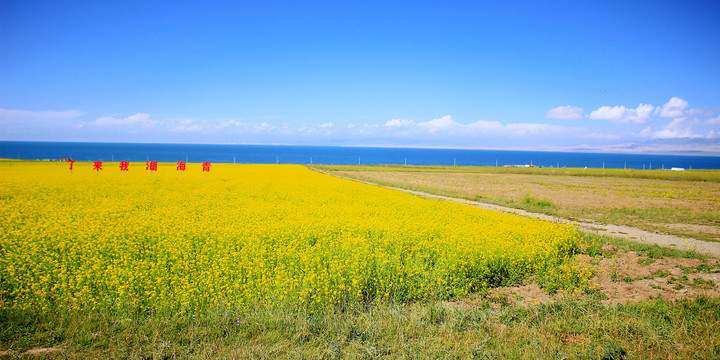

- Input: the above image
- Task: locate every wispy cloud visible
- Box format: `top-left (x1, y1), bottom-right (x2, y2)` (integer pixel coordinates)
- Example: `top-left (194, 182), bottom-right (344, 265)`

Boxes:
top-left (0, 108), bottom-right (87, 136)
top-left (1, 108), bottom-right (85, 123)
top-left (384, 119), bottom-right (413, 128)
top-left (533, 140), bottom-right (720, 156)
top-left (2, 101), bottom-right (717, 154)
top-left (409, 115), bottom-right (573, 137)
top-left (79, 113), bottom-right (158, 128)
top-left (545, 105), bottom-right (584, 120)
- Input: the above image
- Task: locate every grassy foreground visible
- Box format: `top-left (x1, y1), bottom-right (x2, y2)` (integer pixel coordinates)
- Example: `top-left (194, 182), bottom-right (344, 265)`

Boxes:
top-left (2, 234), bottom-right (719, 359)
top-left (2, 295), bottom-right (719, 359)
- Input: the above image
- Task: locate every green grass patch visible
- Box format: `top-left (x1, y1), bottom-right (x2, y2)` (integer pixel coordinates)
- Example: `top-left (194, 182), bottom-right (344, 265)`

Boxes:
top-left (3, 297), bottom-right (720, 359)
top-left (521, 194), bottom-right (558, 209)
top-left (677, 263), bottom-right (720, 274)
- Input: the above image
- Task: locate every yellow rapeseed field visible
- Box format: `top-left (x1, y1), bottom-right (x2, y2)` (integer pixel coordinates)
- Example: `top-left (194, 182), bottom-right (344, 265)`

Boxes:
top-left (0, 161), bottom-right (580, 312)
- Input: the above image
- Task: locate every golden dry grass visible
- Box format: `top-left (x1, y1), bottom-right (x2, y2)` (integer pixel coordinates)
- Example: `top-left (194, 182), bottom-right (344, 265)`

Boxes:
top-left (327, 168), bottom-right (720, 241)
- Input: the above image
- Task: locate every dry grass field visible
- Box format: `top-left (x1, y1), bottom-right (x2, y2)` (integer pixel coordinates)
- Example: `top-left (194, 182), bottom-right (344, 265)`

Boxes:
top-left (317, 165), bottom-right (720, 242)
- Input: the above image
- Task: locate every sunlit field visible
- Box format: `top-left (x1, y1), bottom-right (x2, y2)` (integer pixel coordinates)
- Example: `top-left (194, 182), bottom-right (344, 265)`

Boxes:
top-left (0, 160), bottom-right (582, 314)
top-left (4, 161), bottom-right (720, 358)
top-left (317, 165), bottom-right (720, 242)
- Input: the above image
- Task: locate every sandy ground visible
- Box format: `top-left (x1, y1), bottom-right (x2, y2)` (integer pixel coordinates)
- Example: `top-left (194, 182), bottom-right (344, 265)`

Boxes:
top-left (315, 168), bottom-right (720, 258)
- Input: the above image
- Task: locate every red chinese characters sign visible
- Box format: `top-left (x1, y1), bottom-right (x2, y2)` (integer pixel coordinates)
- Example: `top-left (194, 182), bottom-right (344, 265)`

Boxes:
top-left (146, 161), bottom-right (158, 172)
top-left (119, 161), bottom-right (129, 173)
top-left (93, 161), bottom-right (102, 174)
top-left (202, 162), bottom-right (211, 172)
top-left (176, 161), bottom-right (186, 171)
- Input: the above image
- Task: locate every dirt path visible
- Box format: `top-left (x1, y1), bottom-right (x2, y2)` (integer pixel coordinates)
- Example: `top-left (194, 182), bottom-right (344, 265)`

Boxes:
top-left (315, 168), bottom-right (720, 258)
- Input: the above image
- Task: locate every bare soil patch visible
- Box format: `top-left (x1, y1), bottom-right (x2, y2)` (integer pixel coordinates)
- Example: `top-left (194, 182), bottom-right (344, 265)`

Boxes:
top-left (487, 250), bottom-right (720, 307)
top-left (0, 347), bottom-right (64, 356)
top-left (653, 223), bottom-right (720, 240)
top-left (23, 347), bottom-right (63, 355)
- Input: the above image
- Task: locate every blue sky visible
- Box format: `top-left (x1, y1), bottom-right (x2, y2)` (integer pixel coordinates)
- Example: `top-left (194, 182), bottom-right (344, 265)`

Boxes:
top-left (1, 0), bottom-right (719, 154)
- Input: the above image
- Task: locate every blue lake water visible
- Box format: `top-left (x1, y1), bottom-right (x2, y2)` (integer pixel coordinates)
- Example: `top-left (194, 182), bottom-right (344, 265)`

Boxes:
top-left (1, 141), bottom-right (719, 169)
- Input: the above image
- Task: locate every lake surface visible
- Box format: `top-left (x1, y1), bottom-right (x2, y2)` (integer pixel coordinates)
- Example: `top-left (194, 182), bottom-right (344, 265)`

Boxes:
top-left (1, 141), bottom-right (719, 169)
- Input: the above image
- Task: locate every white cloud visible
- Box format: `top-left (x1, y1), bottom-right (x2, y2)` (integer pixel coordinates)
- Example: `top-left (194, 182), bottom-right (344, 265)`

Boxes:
top-left (404, 115), bottom-right (572, 137)
top-left (638, 117), bottom-right (706, 139)
top-left (583, 97), bottom-right (718, 142)
top-left (582, 133), bottom-right (621, 140)
top-left (417, 115), bottom-right (457, 133)
top-left (658, 97), bottom-right (689, 118)
top-left (466, 120), bottom-right (504, 132)
top-left (650, 128), bottom-right (703, 139)
top-left (707, 116), bottom-right (720, 125)
top-left (545, 105), bottom-right (584, 120)
top-left (7, 104), bottom-right (715, 150)
top-left (536, 141), bottom-right (720, 156)
top-left (81, 113), bottom-right (158, 128)
top-left (384, 119), bottom-right (413, 128)
top-left (589, 104), bottom-right (654, 124)
top-left (504, 122), bottom-right (564, 136)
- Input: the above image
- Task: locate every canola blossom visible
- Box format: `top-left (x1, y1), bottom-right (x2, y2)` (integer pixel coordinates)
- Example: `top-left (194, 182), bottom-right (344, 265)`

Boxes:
top-left (0, 161), bottom-right (580, 312)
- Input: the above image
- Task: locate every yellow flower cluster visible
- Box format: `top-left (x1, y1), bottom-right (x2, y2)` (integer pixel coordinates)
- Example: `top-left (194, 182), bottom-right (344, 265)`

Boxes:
top-left (0, 161), bottom-right (580, 312)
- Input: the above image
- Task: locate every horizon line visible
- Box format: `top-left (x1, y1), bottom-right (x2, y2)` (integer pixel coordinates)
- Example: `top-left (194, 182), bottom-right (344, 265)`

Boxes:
top-left (1, 139), bottom-right (719, 157)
